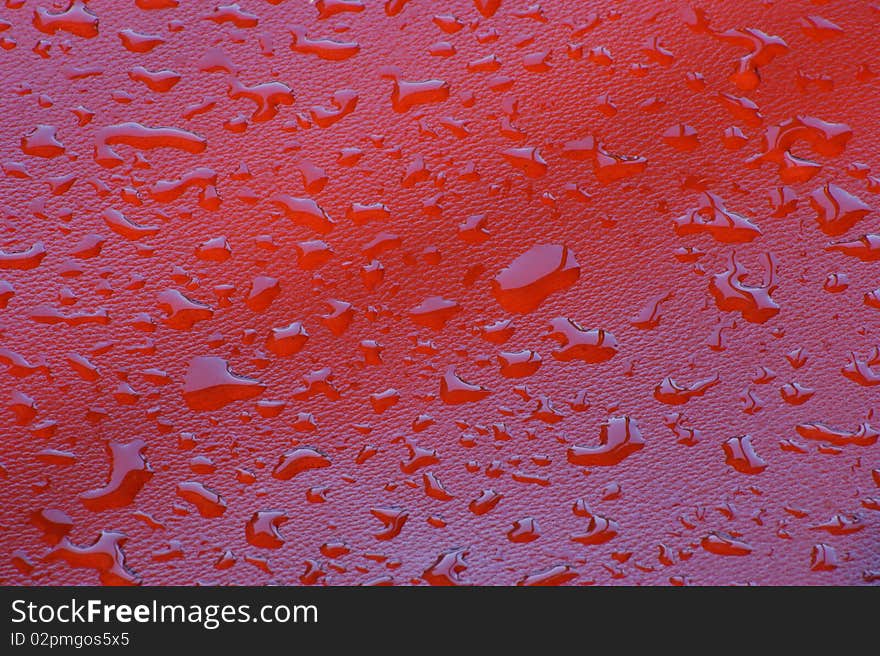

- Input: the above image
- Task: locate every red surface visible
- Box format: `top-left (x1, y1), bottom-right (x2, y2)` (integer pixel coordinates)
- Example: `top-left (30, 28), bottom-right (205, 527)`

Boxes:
top-left (0, 0), bottom-right (878, 586)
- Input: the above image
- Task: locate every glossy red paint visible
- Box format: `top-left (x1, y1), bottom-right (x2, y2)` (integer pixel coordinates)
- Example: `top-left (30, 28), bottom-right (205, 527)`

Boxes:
top-left (0, 0), bottom-right (878, 585)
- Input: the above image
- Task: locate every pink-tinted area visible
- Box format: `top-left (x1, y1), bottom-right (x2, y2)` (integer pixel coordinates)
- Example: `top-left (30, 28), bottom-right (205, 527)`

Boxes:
top-left (0, 0), bottom-right (878, 586)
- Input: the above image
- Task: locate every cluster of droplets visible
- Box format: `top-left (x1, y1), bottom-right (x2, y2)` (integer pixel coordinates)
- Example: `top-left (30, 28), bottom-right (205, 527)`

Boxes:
top-left (0, 0), bottom-right (878, 586)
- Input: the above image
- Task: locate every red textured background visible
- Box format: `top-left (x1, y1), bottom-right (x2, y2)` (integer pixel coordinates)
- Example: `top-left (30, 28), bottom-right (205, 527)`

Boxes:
top-left (1, 0), bottom-right (878, 586)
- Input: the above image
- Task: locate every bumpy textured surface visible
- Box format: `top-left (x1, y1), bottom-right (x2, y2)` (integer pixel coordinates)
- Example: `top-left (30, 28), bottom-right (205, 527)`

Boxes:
top-left (0, 0), bottom-right (878, 586)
